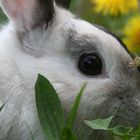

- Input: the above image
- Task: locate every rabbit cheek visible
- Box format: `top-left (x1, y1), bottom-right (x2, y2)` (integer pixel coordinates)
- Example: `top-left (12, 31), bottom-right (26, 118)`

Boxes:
top-left (113, 97), bottom-right (140, 128)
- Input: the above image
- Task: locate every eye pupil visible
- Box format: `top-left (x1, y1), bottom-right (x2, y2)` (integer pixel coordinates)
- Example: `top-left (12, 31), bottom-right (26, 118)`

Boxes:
top-left (78, 53), bottom-right (102, 76)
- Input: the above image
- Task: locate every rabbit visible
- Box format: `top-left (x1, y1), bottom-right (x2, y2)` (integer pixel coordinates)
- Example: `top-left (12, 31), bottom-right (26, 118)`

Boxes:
top-left (0, 0), bottom-right (140, 140)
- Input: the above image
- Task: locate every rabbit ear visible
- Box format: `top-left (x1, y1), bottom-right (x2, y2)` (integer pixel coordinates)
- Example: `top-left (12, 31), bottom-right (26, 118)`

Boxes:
top-left (55, 0), bottom-right (71, 8)
top-left (0, 0), bottom-right (54, 30)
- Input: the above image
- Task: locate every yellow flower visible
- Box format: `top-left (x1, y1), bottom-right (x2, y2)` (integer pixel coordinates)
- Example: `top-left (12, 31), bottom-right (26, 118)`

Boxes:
top-left (92, 0), bottom-right (138, 16)
top-left (123, 15), bottom-right (140, 53)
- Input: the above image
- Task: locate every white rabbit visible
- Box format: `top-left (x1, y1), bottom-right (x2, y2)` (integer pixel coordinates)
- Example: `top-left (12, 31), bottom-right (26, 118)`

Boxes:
top-left (0, 0), bottom-right (140, 140)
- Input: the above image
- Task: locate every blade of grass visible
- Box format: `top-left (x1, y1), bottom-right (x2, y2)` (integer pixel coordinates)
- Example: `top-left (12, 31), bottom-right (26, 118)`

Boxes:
top-left (61, 127), bottom-right (77, 140)
top-left (66, 83), bottom-right (87, 129)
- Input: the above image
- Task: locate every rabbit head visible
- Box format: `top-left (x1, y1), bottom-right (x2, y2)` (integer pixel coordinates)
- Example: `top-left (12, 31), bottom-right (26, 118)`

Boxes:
top-left (0, 0), bottom-right (140, 139)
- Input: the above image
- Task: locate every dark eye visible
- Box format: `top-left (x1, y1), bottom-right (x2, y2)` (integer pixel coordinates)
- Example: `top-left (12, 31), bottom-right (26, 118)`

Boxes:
top-left (78, 53), bottom-right (102, 76)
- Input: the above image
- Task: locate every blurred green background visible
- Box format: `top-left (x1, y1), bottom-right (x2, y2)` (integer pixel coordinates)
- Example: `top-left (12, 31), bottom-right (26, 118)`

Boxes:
top-left (0, 8), bottom-right (7, 23)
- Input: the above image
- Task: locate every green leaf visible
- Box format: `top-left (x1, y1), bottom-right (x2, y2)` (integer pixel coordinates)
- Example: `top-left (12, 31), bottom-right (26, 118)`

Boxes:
top-left (84, 116), bottom-right (113, 130)
top-left (61, 127), bottom-right (77, 140)
top-left (35, 74), bottom-right (65, 140)
top-left (112, 125), bottom-right (133, 136)
top-left (66, 83), bottom-right (87, 129)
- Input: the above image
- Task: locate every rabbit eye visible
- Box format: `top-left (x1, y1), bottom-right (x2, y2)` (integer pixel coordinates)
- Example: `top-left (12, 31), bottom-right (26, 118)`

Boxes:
top-left (78, 53), bottom-right (102, 76)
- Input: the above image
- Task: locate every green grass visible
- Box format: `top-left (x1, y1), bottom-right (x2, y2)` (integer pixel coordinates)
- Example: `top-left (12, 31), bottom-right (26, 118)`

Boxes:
top-left (35, 74), bottom-right (86, 140)
top-left (35, 74), bottom-right (140, 140)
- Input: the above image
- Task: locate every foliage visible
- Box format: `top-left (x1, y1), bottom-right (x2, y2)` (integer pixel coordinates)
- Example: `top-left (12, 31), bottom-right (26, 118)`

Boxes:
top-left (35, 74), bottom-right (86, 140)
top-left (85, 117), bottom-right (138, 140)
top-left (35, 74), bottom-right (140, 140)
top-left (35, 74), bottom-right (65, 140)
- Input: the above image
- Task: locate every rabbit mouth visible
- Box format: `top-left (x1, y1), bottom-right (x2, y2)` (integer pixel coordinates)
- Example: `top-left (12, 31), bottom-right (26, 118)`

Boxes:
top-left (111, 97), bottom-right (140, 129)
